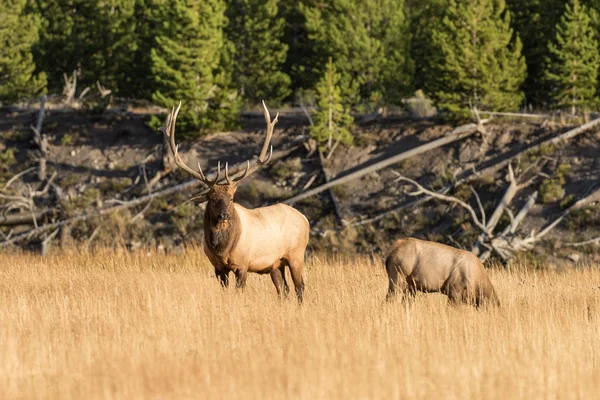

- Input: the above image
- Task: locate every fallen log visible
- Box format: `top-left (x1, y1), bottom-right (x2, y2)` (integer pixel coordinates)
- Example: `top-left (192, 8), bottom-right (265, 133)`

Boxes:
top-left (284, 120), bottom-right (489, 205)
top-left (460, 116), bottom-right (600, 183)
top-left (0, 210), bottom-right (53, 226)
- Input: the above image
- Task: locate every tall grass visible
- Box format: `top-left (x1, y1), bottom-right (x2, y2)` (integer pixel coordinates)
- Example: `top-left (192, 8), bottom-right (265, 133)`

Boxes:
top-left (1, 248), bottom-right (598, 399)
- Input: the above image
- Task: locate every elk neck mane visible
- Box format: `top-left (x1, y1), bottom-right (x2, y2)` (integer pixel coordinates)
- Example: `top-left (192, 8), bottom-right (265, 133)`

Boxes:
top-left (203, 207), bottom-right (242, 258)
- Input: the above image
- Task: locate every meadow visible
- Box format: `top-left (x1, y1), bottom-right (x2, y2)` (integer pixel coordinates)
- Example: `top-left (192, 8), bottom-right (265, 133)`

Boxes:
top-left (1, 248), bottom-right (599, 399)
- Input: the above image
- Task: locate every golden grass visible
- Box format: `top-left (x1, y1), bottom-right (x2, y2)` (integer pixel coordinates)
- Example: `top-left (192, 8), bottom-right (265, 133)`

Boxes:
top-left (1, 248), bottom-right (599, 399)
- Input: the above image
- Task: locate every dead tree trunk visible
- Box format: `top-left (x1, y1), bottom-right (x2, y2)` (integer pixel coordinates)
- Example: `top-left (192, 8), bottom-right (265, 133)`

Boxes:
top-left (318, 151), bottom-right (345, 225)
top-left (31, 95), bottom-right (48, 181)
top-left (284, 120), bottom-right (489, 205)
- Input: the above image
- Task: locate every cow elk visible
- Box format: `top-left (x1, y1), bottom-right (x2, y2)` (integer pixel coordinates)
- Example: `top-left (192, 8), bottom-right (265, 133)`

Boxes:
top-left (159, 102), bottom-right (310, 303)
top-left (385, 238), bottom-right (500, 307)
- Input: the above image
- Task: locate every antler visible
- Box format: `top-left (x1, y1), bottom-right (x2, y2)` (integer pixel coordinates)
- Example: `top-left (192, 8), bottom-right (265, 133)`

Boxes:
top-left (158, 102), bottom-right (219, 187)
top-left (225, 100), bottom-right (276, 184)
top-left (159, 100), bottom-right (277, 187)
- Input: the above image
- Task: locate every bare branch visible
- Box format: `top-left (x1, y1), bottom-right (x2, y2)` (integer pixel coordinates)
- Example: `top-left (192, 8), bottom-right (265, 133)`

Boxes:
top-left (565, 237), bottom-right (600, 247)
top-left (63, 71), bottom-right (77, 105)
top-left (3, 167), bottom-right (36, 189)
top-left (469, 186), bottom-right (486, 228)
top-left (96, 81), bottom-right (112, 98)
top-left (394, 175), bottom-right (487, 233)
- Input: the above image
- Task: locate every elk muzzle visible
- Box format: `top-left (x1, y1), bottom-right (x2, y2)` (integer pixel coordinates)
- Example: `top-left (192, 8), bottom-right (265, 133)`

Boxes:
top-left (217, 211), bottom-right (229, 221)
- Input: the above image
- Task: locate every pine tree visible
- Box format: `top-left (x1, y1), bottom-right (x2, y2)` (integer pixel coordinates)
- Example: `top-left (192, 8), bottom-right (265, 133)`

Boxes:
top-left (226, 0), bottom-right (291, 104)
top-left (280, 1), bottom-right (320, 98)
top-left (407, 0), bottom-right (446, 92)
top-left (0, 0), bottom-right (47, 103)
top-left (32, 1), bottom-right (93, 92)
top-left (128, 0), bottom-right (155, 100)
top-left (300, 0), bottom-right (413, 107)
top-left (425, 0), bottom-right (526, 119)
top-left (310, 58), bottom-right (353, 149)
top-left (506, 0), bottom-right (565, 107)
top-left (91, 0), bottom-right (138, 96)
top-left (544, 0), bottom-right (599, 113)
top-left (32, 0), bottom-right (137, 96)
top-left (150, 0), bottom-right (239, 135)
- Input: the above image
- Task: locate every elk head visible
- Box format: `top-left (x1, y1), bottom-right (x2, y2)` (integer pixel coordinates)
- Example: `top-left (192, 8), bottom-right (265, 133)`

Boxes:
top-left (159, 101), bottom-right (279, 224)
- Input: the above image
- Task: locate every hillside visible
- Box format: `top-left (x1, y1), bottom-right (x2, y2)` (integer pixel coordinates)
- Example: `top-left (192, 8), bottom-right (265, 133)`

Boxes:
top-left (0, 105), bottom-right (598, 266)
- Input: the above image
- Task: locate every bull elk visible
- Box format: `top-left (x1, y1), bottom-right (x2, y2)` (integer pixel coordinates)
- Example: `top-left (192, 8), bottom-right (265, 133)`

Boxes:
top-left (385, 238), bottom-right (500, 307)
top-left (159, 101), bottom-right (310, 303)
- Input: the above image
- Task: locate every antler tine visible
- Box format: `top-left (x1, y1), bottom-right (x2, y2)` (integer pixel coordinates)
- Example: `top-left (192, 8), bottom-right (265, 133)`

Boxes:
top-left (212, 161), bottom-right (221, 186)
top-left (225, 162), bottom-right (232, 185)
top-left (230, 160), bottom-right (251, 183)
top-left (197, 162), bottom-right (208, 181)
top-left (158, 102), bottom-right (215, 186)
top-left (259, 100), bottom-right (277, 162)
top-left (226, 101), bottom-right (277, 186)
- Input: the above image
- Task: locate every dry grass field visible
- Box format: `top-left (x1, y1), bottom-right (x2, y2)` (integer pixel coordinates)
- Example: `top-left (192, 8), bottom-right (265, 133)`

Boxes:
top-left (1, 248), bottom-right (599, 399)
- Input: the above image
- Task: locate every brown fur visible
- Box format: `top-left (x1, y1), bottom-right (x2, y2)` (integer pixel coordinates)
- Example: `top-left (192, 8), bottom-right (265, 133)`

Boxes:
top-left (385, 238), bottom-right (500, 307)
top-left (200, 185), bottom-right (310, 303)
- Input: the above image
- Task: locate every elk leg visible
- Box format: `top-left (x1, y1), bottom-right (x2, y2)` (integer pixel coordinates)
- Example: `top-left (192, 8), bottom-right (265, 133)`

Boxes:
top-left (215, 269), bottom-right (229, 288)
top-left (442, 269), bottom-right (470, 306)
top-left (288, 256), bottom-right (305, 304)
top-left (280, 265), bottom-right (290, 296)
top-left (270, 264), bottom-right (288, 298)
top-left (386, 263), bottom-right (408, 302)
top-left (235, 269), bottom-right (248, 290)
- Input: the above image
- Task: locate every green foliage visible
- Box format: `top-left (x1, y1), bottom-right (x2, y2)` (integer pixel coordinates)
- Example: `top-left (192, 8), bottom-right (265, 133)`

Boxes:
top-left (310, 58), bottom-right (353, 148)
top-left (0, 0), bottom-right (47, 103)
top-left (226, 0), bottom-right (291, 104)
top-left (60, 133), bottom-right (76, 146)
top-left (32, 0), bottom-right (137, 96)
top-left (424, 0), bottom-right (527, 120)
top-left (408, 0), bottom-right (446, 93)
top-left (506, 0), bottom-right (565, 107)
top-left (505, 2), bottom-right (552, 103)
top-left (544, 0), bottom-right (599, 113)
top-left (300, 0), bottom-right (413, 106)
top-left (540, 163), bottom-right (571, 204)
top-left (566, 203), bottom-right (600, 230)
top-left (0, 148), bottom-right (17, 184)
top-left (150, 0), bottom-right (240, 136)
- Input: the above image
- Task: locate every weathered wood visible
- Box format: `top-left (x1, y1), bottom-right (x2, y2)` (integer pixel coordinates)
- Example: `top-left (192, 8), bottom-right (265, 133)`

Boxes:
top-left (284, 120), bottom-right (489, 205)
top-left (0, 210), bottom-right (52, 226)
top-left (31, 95), bottom-right (48, 181)
top-left (462, 117), bottom-right (600, 182)
top-left (318, 151), bottom-right (345, 225)
top-left (478, 191), bottom-right (538, 262)
top-left (565, 237), bottom-right (600, 247)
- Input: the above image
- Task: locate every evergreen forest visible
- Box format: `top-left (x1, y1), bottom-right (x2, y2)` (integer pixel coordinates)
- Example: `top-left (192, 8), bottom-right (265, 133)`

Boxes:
top-left (1, 0), bottom-right (599, 134)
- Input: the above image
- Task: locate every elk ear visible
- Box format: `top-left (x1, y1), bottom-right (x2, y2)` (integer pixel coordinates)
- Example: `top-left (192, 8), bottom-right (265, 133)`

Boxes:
top-left (189, 193), bottom-right (209, 204)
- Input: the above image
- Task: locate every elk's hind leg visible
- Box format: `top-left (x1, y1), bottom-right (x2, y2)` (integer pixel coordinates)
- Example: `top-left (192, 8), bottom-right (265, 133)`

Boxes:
top-left (287, 253), bottom-right (305, 304)
top-left (270, 262), bottom-right (289, 298)
top-left (386, 260), bottom-right (408, 302)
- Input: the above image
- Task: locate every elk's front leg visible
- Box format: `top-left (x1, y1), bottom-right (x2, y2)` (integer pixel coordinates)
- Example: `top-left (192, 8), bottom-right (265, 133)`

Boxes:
top-left (235, 269), bottom-right (248, 290)
top-left (215, 268), bottom-right (230, 288)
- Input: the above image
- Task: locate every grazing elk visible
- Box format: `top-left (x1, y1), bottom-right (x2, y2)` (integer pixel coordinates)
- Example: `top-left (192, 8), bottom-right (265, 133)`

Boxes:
top-left (385, 238), bottom-right (500, 307)
top-left (159, 102), bottom-right (310, 303)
